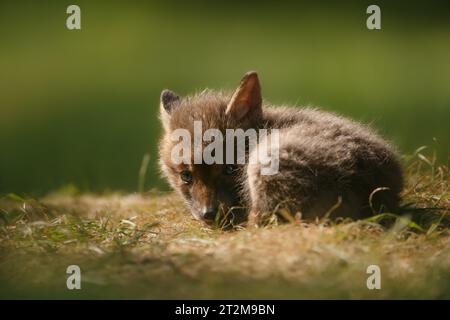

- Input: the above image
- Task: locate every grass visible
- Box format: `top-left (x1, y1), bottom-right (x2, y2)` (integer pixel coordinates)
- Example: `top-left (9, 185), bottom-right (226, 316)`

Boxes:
top-left (0, 149), bottom-right (449, 299)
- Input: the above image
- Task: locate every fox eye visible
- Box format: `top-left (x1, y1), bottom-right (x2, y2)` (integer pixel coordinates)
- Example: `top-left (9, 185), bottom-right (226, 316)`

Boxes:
top-left (225, 165), bottom-right (237, 175)
top-left (180, 170), bottom-right (193, 183)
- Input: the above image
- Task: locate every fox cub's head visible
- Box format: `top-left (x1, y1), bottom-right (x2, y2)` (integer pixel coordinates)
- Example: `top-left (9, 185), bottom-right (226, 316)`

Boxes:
top-left (158, 72), bottom-right (263, 225)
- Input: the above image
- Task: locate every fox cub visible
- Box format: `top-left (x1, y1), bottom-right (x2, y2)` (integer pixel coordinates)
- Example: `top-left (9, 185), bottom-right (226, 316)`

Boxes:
top-left (158, 71), bottom-right (403, 226)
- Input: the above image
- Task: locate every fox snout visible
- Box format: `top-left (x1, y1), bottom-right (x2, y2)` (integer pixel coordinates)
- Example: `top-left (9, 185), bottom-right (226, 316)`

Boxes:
top-left (191, 205), bottom-right (219, 223)
top-left (180, 169), bottom-right (244, 225)
top-left (201, 207), bottom-right (218, 221)
top-left (192, 183), bottom-right (248, 226)
top-left (190, 187), bottom-right (220, 222)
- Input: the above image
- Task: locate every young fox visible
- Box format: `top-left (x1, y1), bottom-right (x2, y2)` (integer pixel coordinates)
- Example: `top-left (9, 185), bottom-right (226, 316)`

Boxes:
top-left (158, 71), bottom-right (403, 226)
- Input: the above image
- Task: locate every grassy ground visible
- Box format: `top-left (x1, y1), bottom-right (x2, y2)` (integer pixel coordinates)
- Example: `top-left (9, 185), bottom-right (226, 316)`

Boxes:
top-left (0, 150), bottom-right (449, 299)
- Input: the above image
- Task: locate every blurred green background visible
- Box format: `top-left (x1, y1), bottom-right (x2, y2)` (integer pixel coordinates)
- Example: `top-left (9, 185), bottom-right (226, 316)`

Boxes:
top-left (1, 0), bottom-right (449, 195)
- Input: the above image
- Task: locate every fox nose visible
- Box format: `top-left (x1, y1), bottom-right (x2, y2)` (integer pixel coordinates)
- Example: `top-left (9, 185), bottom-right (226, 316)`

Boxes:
top-left (202, 207), bottom-right (217, 221)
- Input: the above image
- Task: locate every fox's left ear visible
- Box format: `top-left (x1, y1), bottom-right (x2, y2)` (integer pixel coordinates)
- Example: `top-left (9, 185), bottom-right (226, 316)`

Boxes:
top-left (226, 71), bottom-right (262, 120)
top-left (159, 89), bottom-right (181, 131)
top-left (160, 89), bottom-right (181, 114)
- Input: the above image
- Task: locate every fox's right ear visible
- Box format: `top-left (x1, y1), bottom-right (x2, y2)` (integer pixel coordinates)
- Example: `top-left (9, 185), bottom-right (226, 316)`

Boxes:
top-left (160, 89), bottom-right (181, 130)
top-left (226, 71), bottom-right (262, 121)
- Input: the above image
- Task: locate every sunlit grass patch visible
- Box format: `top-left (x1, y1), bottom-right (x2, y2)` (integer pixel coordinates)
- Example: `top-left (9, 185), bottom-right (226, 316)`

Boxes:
top-left (0, 149), bottom-right (449, 299)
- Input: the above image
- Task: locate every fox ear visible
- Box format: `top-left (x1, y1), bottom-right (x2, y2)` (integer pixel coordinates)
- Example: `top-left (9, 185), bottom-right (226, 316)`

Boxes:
top-left (160, 89), bottom-right (181, 131)
top-left (226, 71), bottom-right (262, 120)
top-left (160, 89), bottom-right (181, 114)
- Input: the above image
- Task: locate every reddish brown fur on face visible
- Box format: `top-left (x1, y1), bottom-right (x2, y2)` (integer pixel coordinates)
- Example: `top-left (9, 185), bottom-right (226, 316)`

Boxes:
top-left (158, 90), bottom-right (248, 223)
top-left (158, 72), bottom-right (404, 226)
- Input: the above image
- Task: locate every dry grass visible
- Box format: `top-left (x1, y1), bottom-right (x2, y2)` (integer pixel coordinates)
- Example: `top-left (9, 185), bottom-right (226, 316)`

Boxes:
top-left (0, 149), bottom-right (449, 299)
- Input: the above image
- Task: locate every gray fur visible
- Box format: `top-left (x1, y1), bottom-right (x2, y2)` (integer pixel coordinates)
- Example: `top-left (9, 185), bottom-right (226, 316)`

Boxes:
top-left (247, 107), bottom-right (403, 224)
